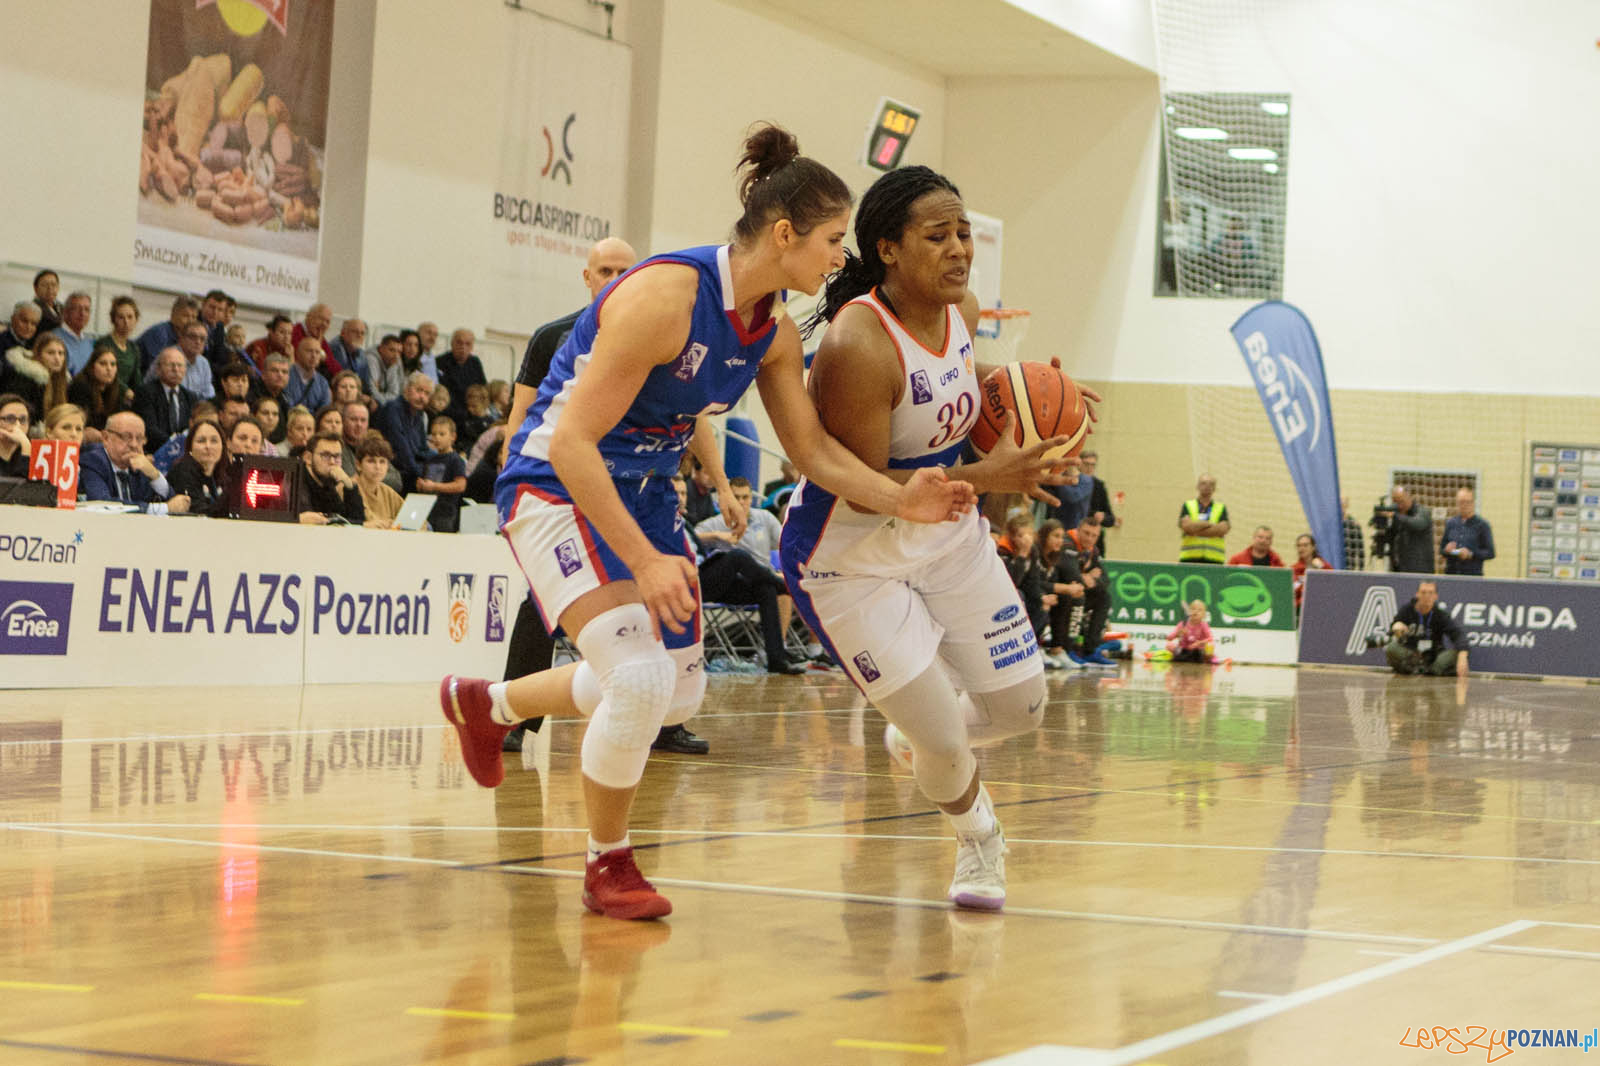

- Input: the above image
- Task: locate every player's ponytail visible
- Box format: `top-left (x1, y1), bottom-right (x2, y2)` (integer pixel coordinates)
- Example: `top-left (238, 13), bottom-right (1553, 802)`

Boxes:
top-left (806, 165), bottom-right (963, 336)
top-left (733, 122), bottom-right (853, 245)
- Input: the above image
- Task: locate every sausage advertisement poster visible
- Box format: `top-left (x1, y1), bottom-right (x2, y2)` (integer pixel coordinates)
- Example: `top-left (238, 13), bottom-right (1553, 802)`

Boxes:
top-left (134, 0), bottom-right (333, 307)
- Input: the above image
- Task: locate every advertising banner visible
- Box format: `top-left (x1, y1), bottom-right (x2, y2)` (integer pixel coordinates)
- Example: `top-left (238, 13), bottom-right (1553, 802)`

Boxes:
top-left (1102, 560), bottom-right (1298, 665)
top-left (0, 507), bottom-right (518, 689)
top-left (135, 0), bottom-right (334, 307)
top-left (1230, 302), bottom-right (1344, 569)
top-left (492, 10), bottom-right (630, 332)
top-left (1298, 569), bottom-right (1600, 680)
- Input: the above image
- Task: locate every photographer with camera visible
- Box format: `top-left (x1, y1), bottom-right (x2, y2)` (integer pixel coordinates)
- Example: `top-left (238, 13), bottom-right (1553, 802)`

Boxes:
top-left (1375, 485), bottom-right (1434, 573)
top-left (1383, 580), bottom-right (1469, 677)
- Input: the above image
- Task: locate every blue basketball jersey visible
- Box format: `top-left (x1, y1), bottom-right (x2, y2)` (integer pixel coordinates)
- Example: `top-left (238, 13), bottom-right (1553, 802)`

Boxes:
top-left (498, 245), bottom-right (782, 514)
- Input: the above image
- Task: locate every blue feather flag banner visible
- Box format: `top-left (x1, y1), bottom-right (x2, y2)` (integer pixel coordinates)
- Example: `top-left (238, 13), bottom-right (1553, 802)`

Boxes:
top-left (1230, 301), bottom-right (1345, 569)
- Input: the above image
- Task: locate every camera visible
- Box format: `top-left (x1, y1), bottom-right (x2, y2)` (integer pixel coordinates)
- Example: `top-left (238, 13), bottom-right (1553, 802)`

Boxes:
top-left (1369, 498), bottom-right (1395, 560)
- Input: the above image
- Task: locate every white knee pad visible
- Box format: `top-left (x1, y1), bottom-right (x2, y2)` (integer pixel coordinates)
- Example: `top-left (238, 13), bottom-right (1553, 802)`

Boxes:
top-left (571, 662), bottom-right (602, 717)
top-left (575, 604), bottom-right (676, 788)
top-left (662, 643), bottom-right (707, 727)
top-left (964, 673), bottom-right (1047, 748)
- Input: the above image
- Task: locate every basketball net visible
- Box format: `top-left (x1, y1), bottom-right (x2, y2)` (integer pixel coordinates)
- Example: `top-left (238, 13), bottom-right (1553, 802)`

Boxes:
top-left (975, 308), bottom-right (1030, 366)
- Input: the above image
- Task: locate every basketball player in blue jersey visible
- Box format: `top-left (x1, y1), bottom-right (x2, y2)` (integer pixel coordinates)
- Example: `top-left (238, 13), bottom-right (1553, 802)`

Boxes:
top-left (439, 125), bottom-right (978, 921)
top-left (783, 166), bottom-right (1097, 910)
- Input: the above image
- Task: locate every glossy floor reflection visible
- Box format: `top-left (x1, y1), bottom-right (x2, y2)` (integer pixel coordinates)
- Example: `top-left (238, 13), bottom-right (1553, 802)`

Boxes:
top-left (2, 664), bottom-right (1598, 1065)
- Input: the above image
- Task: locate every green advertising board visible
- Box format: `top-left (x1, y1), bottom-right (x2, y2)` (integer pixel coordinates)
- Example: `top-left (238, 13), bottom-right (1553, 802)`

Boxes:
top-left (1101, 561), bottom-right (1298, 663)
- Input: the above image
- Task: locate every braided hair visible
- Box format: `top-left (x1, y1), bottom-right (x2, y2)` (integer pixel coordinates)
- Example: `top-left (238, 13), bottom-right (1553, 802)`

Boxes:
top-left (803, 166), bottom-right (962, 338)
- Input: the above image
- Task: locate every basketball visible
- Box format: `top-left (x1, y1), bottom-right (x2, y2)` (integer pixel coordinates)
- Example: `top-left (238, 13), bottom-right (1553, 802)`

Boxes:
top-left (967, 361), bottom-right (1089, 460)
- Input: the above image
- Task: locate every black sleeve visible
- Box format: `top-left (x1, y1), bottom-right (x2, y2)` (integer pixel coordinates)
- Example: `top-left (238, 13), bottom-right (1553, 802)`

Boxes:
top-left (517, 311), bottom-right (579, 389)
top-left (340, 483), bottom-right (367, 525)
top-left (1439, 611), bottom-right (1469, 650)
top-left (1090, 479), bottom-right (1113, 524)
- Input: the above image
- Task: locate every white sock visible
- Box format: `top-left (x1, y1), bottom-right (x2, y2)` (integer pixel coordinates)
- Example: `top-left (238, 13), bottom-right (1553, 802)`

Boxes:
top-left (487, 682), bottom-right (517, 726)
top-left (588, 834), bottom-right (629, 862)
top-left (947, 786), bottom-right (997, 839)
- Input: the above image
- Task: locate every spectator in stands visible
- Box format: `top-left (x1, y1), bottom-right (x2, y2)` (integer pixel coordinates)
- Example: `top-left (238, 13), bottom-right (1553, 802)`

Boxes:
top-left (415, 321), bottom-right (441, 380)
top-left (1341, 496), bottom-right (1366, 571)
top-left (455, 383), bottom-right (493, 455)
top-left (285, 337), bottom-right (332, 413)
top-left (216, 398), bottom-right (251, 439)
top-left (487, 380), bottom-right (510, 421)
top-left (1068, 514), bottom-right (1114, 666)
top-left (398, 329), bottom-right (425, 379)
top-left (215, 360), bottom-right (252, 417)
top-left (1291, 532), bottom-right (1328, 611)
top-left (327, 318), bottom-right (369, 389)
top-left (1049, 452), bottom-right (1094, 532)
top-left (1078, 451), bottom-right (1120, 554)
top-left (1441, 487), bottom-right (1494, 576)
top-left (0, 301), bottom-right (41, 363)
top-left (133, 348), bottom-right (197, 450)
top-left (364, 333), bottom-right (404, 406)
top-left (696, 475), bottom-right (795, 641)
top-left (226, 416), bottom-right (265, 465)
top-left (296, 430), bottom-right (365, 525)
top-left (437, 328), bottom-right (487, 422)
top-left (313, 404), bottom-right (342, 440)
top-left (95, 296), bottom-right (141, 392)
top-left (291, 302), bottom-right (334, 369)
top-left (330, 370), bottom-right (365, 413)
top-left (247, 314), bottom-right (295, 374)
top-left (144, 320), bottom-right (214, 400)
top-left (168, 418), bottom-right (228, 516)
top-left (426, 384), bottom-right (451, 422)
top-left (1179, 474), bottom-right (1230, 564)
top-left (7, 332), bottom-right (71, 420)
top-left (1037, 518), bottom-right (1085, 669)
top-left (762, 457), bottom-right (799, 507)
top-left (151, 401), bottom-right (217, 475)
top-left (223, 324), bottom-right (248, 363)
top-left (282, 405), bottom-right (315, 455)
top-left (251, 395), bottom-right (283, 452)
top-left (354, 434), bottom-right (404, 528)
top-left (31, 270), bottom-right (62, 333)
top-left (1388, 485), bottom-right (1435, 573)
top-left (250, 353), bottom-right (293, 432)
top-left (197, 290), bottom-right (232, 368)
top-left (375, 372), bottom-right (432, 493)
top-left (1384, 580), bottom-right (1469, 677)
top-left (54, 291), bottom-right (95, 375)
top-left (68, 347), bottom-right (129, 438)
top-left (136, 295), bottom-right (199, 373)
top-left (79, 411), bottom-right (189, 514)
top-left (1228, 525), bottom-right (1286, 567)
top-left (337, 399), bottom-right (367, 476)
top-left (43, 403), bottom-right (85, 444)
top-left (463, 411), bottom-right (507, 502)
top-left (683, 454), bottom-right (719, 525)
top-left (0, 394), bottom-right (31, 477)
top-left (997, 510), bottom-right (1051, 655)
top-left (418, 415), bottom-right (467, 532)
top-left (1162, 600), bottom-right (1216, 663)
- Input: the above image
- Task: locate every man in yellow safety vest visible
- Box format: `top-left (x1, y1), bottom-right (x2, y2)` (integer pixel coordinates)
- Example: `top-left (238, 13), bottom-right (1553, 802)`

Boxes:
top-left (1179, 475), bottom-right (1231, 564)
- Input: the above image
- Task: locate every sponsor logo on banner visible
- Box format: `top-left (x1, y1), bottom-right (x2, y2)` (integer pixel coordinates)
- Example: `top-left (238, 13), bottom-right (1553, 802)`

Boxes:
top-left (910, 370), bottom-right (932, 405)
top-left (447, 574), bottom-right (474, 644)
top-left (0, 581), bottom-right (73, 656)
top-left (0, 528), bottom-right (83, 565)
top-left (541, 113), bottom-right (576, 184)
top-left (486, 575), bottom-right (508, 643)
top-left (852, 651), bottom-right (881, 683)
top-left (1340, 582), bottom-right (1578, 654)
top-left (992, 604), bottom-right (1020, 623)
top-left (196, 0), bottom-right (289, 36)
top-left (674, 342), bottom-right (709, 382)
top-left (555, 539), bottom-right (582, 577)
top-left (1345, 586), bottom-right (1399, 654)
top-left (1107, 562), bottom-right (1292, 630)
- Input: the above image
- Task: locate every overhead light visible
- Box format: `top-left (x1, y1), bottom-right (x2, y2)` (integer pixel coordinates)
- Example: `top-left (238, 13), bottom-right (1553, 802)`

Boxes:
top-left (1260, 101), bottom-right (1289, 116)
top-left (1228, 147), bottom-right (1278, 161)
top-left (1165, 104), bottom-right (1176, 114)
top-left (1262, 162), bottom-right (1280, 173)
top-left (1175, 127), bottom-right (1229, 140)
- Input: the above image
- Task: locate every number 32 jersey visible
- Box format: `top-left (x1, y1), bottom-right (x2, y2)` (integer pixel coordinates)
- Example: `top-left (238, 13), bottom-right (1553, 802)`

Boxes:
top-left (781, 289), bottom-right (982, 577)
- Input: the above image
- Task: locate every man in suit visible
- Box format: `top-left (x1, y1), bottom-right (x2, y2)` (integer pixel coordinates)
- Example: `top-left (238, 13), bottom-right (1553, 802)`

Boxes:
top-left (133, 348), bottom-right (198, 450)
top-left (79, 411), bottom-right (190, 515)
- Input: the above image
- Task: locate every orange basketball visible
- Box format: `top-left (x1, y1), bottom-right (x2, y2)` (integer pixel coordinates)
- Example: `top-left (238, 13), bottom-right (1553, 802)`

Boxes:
top-left (967, 361), bottom-right (1088, 459)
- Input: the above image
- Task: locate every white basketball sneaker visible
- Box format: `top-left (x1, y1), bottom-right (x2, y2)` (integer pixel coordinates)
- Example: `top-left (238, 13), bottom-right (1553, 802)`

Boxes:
top-left (883, 723), bottom-right (914, 773)
top-left (949, 825), bottom-right (1008, 911)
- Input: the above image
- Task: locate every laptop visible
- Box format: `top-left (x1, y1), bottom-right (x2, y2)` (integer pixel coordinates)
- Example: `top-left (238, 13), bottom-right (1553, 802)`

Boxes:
top-left (393, 493), bottom-right (437, 531)
top-left (457, 500), bottom-right (500, 535)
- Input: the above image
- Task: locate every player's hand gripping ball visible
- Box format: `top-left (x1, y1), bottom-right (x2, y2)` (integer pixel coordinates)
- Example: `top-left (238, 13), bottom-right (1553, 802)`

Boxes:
top-left (967, 362), bottom-right (1089, 460)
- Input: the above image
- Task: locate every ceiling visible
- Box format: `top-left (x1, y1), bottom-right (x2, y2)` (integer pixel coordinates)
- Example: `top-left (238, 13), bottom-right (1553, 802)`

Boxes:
top-left (717, 0), bottom-right (1153, 79)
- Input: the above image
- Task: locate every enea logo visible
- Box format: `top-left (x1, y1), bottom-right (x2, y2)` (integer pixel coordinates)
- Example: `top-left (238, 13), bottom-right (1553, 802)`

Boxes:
top-left (1240, 329), bottom-right (1323, 451)
top-left (0, 581), bottom-right (73, 656)
top-left (447, 573), bottom-right (474, 644)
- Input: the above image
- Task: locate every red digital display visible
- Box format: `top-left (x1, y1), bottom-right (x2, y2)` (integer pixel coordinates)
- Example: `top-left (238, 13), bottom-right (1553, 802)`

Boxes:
top-left (229, 455), bottom-right (299, 521)
top-left (874, 135), bottom-right (902, 167)
top-left (244, 468), bottom-right (284, 508)
top-left (864, 100), bottom-right (921, 173)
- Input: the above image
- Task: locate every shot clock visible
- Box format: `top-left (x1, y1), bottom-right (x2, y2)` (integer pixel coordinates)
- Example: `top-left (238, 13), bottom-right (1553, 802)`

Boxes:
top-left (864, 99), bottom-right (921, 172)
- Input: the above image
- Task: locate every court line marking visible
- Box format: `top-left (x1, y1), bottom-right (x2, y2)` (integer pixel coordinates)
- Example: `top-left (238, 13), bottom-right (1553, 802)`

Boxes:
top-left (1483, 944), bottom-right (1600, 963)
top-left (973, 921), bottom-right (1536, 1066)
top-left (1215, 990), bottom-right (1280, 1000)
top-left (1356, 949), bottom-right (1414, 958)
top-left (0, 823), bottom-right (1436, 947)
top-left (29, 821), bottom-right (1600, 869)
top-left (1536, 920), bottom-right (1600, 930)
top-left (193, 992), bottom-right (305, 1006)
top-left (617, 1022), bottom-right (730, 1037)
top-left (404, 1006), bottom-right (515, 1021)
top-left (834, 1037), bottom-right (946, 1054)
top-left (0, 979), bottom-right (95, 992)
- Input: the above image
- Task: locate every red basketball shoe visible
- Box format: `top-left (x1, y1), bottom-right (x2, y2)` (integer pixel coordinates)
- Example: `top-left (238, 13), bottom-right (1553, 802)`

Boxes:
top-left (439, 675), bottom-right (511, 788)
top-left (583, 847), bottom-right (672, 920)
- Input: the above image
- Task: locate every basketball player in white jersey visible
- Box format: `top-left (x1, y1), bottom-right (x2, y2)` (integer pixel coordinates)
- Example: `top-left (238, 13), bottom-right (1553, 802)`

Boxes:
top-left (440, 128), bottom-right (978, 921)
top-left (782, 166), bottom-right (1093, 910)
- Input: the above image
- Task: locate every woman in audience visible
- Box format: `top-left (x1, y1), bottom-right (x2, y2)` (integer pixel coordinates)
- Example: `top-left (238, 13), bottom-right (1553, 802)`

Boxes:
top-left (43, 403), bottom-right (86, 445)
top-left (5, 332), bottom-right (71, 420)
top-left (331, 371), bottom-right (364, 410)
top-left (1291, 532), bottom-right (1329, 613)
top-left (226, 415), bottom-right (264, 462)
top-left (314, 404), bottom-right (343, 439)
top-left (354, 434), bottom-right (404, 528)
top-left (252, 396), bottom-right (284, 454)
top-left (168, 418), bottom-right (228, 516)
top-left (95, 296), bottom-right (141, 392)
top-left (0, 394), bottom-right (31, 477)
top-left (68, 347), bottom-right (129, 439)
top-left (282, 405), bottom-right (315, 455)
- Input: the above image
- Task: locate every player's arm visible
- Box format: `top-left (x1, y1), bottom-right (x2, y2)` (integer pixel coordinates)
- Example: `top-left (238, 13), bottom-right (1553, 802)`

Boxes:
top-left (548, 265), bottom-right (700, 633)
top-left (755, 315), bottom-right (973, 523)
top-left (687, 415), bottom-right (745, 540)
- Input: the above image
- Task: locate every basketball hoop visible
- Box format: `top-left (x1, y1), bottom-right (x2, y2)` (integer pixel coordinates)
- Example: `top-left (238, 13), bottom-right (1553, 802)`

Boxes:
top-left (975, 307), bottom-right (1030, 364)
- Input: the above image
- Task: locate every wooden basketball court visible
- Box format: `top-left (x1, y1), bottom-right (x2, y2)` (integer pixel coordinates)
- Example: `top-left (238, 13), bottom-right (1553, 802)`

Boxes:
top-left (3, 664), bottom-right (1597, 1065)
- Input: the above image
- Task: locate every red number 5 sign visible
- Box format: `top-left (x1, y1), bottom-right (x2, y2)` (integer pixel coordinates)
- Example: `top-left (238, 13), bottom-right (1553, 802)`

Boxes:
top-left (28, 440), bottom-right (80, 509)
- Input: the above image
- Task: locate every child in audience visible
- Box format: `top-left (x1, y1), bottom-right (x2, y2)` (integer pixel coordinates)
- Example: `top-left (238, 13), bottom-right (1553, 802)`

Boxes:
top-left (1149, 599), bottom-right (1220, 663)
top-left (997, 510), bottom-right (1053, 657)
top-left (418, 415), bottom-right (467, 532)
